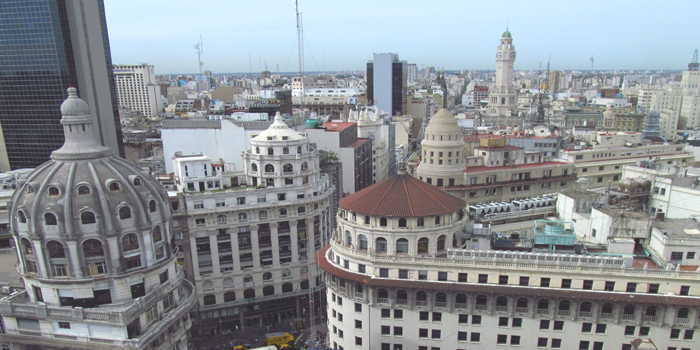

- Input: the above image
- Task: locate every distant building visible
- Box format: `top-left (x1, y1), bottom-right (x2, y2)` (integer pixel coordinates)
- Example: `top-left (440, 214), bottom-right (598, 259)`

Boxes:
top-left (367, 53), bottom-right (407, 117)
top-left (113, 64), bottom-right (163, 119)
top-left (487, 30), bottom-right (518, 121)
top-left (351, 109), bottom-right (397, 184)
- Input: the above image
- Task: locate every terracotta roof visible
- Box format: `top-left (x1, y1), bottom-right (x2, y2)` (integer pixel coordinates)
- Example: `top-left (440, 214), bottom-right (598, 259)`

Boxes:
top-left (322, 122), bottom-right (355, 131)
top-left (338, 174), bottom-right (465, 217)
top-left (316, 246), bottom-right (700, 307)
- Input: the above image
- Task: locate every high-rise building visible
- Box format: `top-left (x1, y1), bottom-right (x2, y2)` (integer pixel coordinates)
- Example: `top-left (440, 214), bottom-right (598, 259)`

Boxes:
top-left (366, 53), bottom-right (407, 117)
top-left (0, 0), bottom-right (124, 171)
top-left (113, 64), bottom-right (163, 119)
top-left (407, 64), bottom-right (418, 83)
top-left (0, 88), bottom-right (195, 349)
top-left (487, 30), bottom-right (518, 121)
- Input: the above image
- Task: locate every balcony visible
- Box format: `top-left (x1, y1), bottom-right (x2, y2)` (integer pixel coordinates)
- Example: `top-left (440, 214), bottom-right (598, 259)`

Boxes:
top-left (435, 302), bottom-right (447, 308)
top-left (676, 317), bottom-right (689, 325)
top-left (600, 313), bottom-right (614, 319)
top-left (376, 298), bottom-right (389, 304)
top-left (455, 303), bottom-right (467, 310)
top-left (557, 310), bottom-right (570, 317)
top-left (495, 306), bottom-right (508, 313)
top-left (537, 309), bottom-right (550, 315)
top-left (622, 314), bottom-right (636, 321)
top-left (578, 311), bottom-right (592, 318)
top-left (474, 305), bottom-right (487, 311)
top-left (515, 307), bottom-right (528, 314)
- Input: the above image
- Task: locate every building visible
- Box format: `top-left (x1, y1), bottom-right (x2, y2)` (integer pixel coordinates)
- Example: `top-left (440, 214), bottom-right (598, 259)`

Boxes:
top-left (322, 169), bottom-right (700, 350)
top-left (352, 109), bottom-right (397, 184)
top-left (487, 30), bottom-right (518, 121)
top-left (557, 132), bottom-right (694, 188)
top-left (366, 53), bottom-right (407, 117)
top-left (113, 64), bottom-right (163, 119)
top-left (306, 122), bottom-right (373, 194)
top-left (0, 0), bottom-right (124, 170)
top-left (292, 88), bottom-right (359, 120)
top-left (0, 88), bottom-right (195, 349)
top-left (173, 113), bottom-right (334, 334)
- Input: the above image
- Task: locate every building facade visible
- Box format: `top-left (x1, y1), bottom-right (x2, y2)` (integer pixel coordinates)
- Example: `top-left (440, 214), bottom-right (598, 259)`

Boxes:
top-left (0, 88), bottom-right (195, 349)
top-left (0, 0), bottom-right (124, 170)
top-left (113, 64), bottom-right (163, 119)
top-left (175, 114), bottom-right (335, 334)
top-left (487, 30), bottom-right (518, 121)
top-left (353, 109), bottom-right (397, 185)
top-left (367, 53), bottom-right (407, 117)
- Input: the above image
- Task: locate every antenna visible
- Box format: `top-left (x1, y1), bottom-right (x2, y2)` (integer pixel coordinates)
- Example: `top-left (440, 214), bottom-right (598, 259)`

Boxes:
top-left (193, 34), bottom-right (203, 76)
top-left (689, 49), bottom-right (699, 71)
top-left (590, 54), bottom-right (594, 72)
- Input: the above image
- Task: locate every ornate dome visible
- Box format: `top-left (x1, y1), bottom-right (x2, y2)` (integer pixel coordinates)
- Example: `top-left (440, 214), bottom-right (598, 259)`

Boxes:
top-left (425, 108), bottom-right (460, 133)
top-left (502, 29), bottom-right (512, 38)
top-left (12, 88), bottom-right (173, 278)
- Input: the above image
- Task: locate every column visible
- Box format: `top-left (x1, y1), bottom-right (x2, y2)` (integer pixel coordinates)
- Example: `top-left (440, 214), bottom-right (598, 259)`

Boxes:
top-left (528, 298), bottom-right (536, 318)
top-left (507, 296), bottom-right (515, 316)
top-left (290, 221), bottom-right (299, 262)
top-left (33, 240), bottom-right (48, 278)
top-left (106, 235), bottom-right (120, 274)
top-left (571, 300), bottom-right (580, 321)
top-left (634, 305), bottom-right (643, 325)
top-left (270, 222), bottom-right (280, 266)
top-left (240, 308), bottom-right (246, 331)
top-left (209, 233), bottom-right (220, 275)
top-left (66, 240), bottom-right (83, 278)
top-left (657, 306), bottom-right (666, 326)
top-left (230, 228), bottom-right (240, 272)
top-left (690, 309), bottom-right (697, 328)
top-left (666, 306), bottom-right (676, 327)
top-left (548, 298), bottom-right (556, 318)
top-left (250, 228), bottom-right (261, 269)
top-left (141, 229), bottom-right (154, 266)
top-left (190, 236), bottom-right (200, 277)
top-left (613, 303), bottom-right (622, 324)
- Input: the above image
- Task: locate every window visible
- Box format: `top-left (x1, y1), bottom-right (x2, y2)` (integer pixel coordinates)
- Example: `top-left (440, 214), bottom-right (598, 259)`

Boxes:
top-left (355, 320), bottom-right (362, 329)
top-left (624, 325), bottom-right (635, 336)
top-left (355, 303), bottom-right (362, 312)
top-left (626, 283), bottom-right (637, 292)
top-left (579, 341), bottom-right (590, 350)
top-left (511, 335), bottom-right (521, 345)
top-left (519, 276), bottom-right (529, 286)
top-left (497, 334), bottom-right (508, 344)
top-left (58, 321), bottom-right (70, 329)
top-left (512, 318), bottom-right (522, 328)
top-left (478, 274), bottom-right (488, 283)
top-left (648, 284), bottom-right (659, 294)
top-left (433, 312), bottom-right (442, 322)
top-left (592, 342), bottom-right (603, 350)
top-left (604, 281), bottom-right (615, 291)
top-left (438, 271), bottom-right (447, 281)
top-left (670, 328), bottom-right (681, 339)
top-left (499, 317), bottom-right (508, 327)
top-left (419, 311), bottom-right (429, 321)
top-left (540, 320), bottom-right (550, 330)
top-left (561, 279), bottom-right (572, 288)
top-left (381, 309), bottom-right (390, 318)
top-left (458, 331), bottom-right (467, 341)
top-left (551, 339), bottom-right (562, 349)
top-left (680, 286), bottom-right (690, 296)
top-left (499, 275), bottom-right (508, 285)
top-left (553, 321), bottom-right (564, 331)
top-left (355, 337), bottom-right (362, 346)
top-left (639, 326), bottom-right (650, 336)
top-left (472, 315), bottom-right (481, 325)
top-left (538, 338), bottom-right (548, 348)
top-left (393, 326), bottom-right (403, 336)
top-left (684, 329), bottom-right (694, 340)
top-left (431, 329), bottom-right (441, 339)
top-left (394, 309), bottom-right (402, 319)
top-left (471, 332), bottom-right (480, 342)
top-left (78, 185), bottom-right (91, 195)
top-left (596, 324), bottom-right (607, 334)
top-left (81, 211), bottom-right (96, 224)
top-left (379, 268), bottom-right (388, 277)
top-left (541, 278), bottom-right (550, 287)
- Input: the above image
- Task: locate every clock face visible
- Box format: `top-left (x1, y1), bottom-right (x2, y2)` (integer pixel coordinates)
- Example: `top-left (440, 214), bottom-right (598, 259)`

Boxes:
top-left (496, 52), bottom-right (503, 59)
top-left (510, 52), bottom-right (516, 59)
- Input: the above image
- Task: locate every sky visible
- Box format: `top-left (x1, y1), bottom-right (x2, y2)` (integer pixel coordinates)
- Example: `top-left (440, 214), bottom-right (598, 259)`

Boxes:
top-left (104, 0), bottom-right (700, 75)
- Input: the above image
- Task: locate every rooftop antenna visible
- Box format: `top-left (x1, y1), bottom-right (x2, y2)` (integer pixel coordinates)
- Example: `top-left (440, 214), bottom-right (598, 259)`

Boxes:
top-left (689, 49), bottom-right (699, 71)
top-left (193, 34), bottom-right (203, 76)
top-left (590, 54), bottom-right (594, 72)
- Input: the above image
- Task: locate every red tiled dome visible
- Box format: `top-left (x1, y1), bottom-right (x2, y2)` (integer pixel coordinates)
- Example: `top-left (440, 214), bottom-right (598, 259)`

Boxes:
top-left (339, 174), bottom-right (465, 217)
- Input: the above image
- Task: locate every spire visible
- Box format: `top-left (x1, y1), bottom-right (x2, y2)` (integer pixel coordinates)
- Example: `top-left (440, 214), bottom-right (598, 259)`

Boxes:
top-left (51, 87), bottom-right (112, 160)
top-left (270, 112), bottom-right (289, 129)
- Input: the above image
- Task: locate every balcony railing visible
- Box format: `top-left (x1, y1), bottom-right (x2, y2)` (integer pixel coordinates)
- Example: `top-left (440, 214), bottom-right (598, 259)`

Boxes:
top-left (600, 313), bottom-right (614, 319)
top-left (495, 306), bottom-right (508, 312)
top-left (622, 314), bottom-right (636, 321)
top-left (515, 307), bottom-right (529, 314)
top-left (455, 303), bottom-right (468, 310)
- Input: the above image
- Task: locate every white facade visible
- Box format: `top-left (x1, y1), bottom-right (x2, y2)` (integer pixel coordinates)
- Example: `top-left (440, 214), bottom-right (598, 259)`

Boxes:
top-left (352, 109), bottom-right (397, 184)
top-left (113, 65), bottom-right (163, 119)
top-left (487, 30), bottom-right (518, 118)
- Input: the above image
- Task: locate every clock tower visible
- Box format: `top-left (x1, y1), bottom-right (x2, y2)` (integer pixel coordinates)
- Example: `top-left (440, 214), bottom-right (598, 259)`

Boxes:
top-left (487, 29), bottom-right (518, 119)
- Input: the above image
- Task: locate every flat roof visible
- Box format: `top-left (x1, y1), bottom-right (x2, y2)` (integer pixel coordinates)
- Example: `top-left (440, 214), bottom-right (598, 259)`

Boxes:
top-left (346, 138), bottom-right (370, 149)
top-left (322, 122), bottom-right (355, 131)
top-left (464, 161), bottom-right (570, 173)
top-left (652, 219), bottom-right (700, 240)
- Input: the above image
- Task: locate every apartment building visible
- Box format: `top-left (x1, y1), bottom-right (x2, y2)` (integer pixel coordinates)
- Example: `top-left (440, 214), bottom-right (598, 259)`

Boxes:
top-left (113, 64), bottom-right (163, 119)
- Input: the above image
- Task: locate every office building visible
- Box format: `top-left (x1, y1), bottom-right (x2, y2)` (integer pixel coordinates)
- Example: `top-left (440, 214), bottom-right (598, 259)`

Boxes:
top-left (0, 88), bottom-right (195, 349)
top-left (367, 53), bottom-right (407, 117)
top-left (0, 0), bottom-right (124, 170)
top-left (113, 64), bottom-right (163, 119)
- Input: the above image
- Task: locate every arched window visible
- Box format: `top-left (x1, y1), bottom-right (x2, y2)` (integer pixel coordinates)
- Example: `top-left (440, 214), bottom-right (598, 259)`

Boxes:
top-left (121, 234), bottom-right (139, 252)
top-left (48, 186), bottom-right (60, 196)
top-left (496, 296), bottom-right (508, 307)
top-left (358, 235), bottom-right (368, 250)
top-left (416, 291), bottom-right (427, 301)
top-left (380, 218), bottom-right (387, 227)
top-left (456, 294), bottom-right (467, 304)
top-left (559, 300), bottom-right (570, 311)
top-left (109, 182), bottom-right (121, 191)
top-left (267, 148), bottom-right (274, 156)
top-left (376, 237), bottom-right (387, 253)
top-left (398, 218), bottom-right (406, 228)
top-left (301, 162), bottom-right (308, 171)
top-left (645, 306), bottom-right (657, 316)
top-left (18, 210), bottom-right (27, 223)
top-left (81, 211), bottom-right (96, 224)
top-left (282, 283), bottom-right (293, 293)
top-left (263, 286), bottom-right (274, 296)
top-left (203, 295), bottom-right (216, 305)
top-left (396, 238), bottom-right (408, 253)
top-left (251, 163), bottom-right (258, 171)
top-left (298, 206), bottom-right (305, 213)
top-left (580, 302), bottom-right (592, 312)
top-left (279, 208), bottom-right (287, 216)
top-left (297, 146), bottom-right (302, 154)
top-left (678, 308), bottom-right (689, 319)
top-left (239, 213), bottom-right (248, 220)
top-left (203, 281), bottom-right (213, 289)
top-left (47, 241), bottom-right (65, 258)
top-left (263, 272), bottom-right (272, 280)
top-left (217, 215), bottom-right (227, 223)
top-left (282, 269), bottom-right (292, 278)
top-left (436, 292), bottom-right (447, 303)
top-left (602, 303), bottom-right (614, 314)
top-left (283, 163), bottom-right (293, 172)
top-left (300, 280), bottom-right (309, 290)
top-left (265, 164), bottom-right (275, 172)
top-left (82, 239), bottom-right (104, 257)
top-left (119, 206), bottom-right (131, 220)
top-left (417, 218), bottom-right (424, 227)
top-left (377, 289), bottom-right (388, 299)
top-left (623, 304), bottom-right (635, 315)
top-left (26, 185), bottom-right (35, 194)
top-left (364, 216), bottom-right (370, 225)
top-left (149, 200), bottom-right (157, 212)
top-left (417, 238), bottom-right (429, 253)
top-left (537, 299), bottom-right (549, 310)
top-left (44, 213), bottom-right (58, 225)
top-left (437, 235), bottom-right (446, 251)
top-left (77, 185), bottom-right (91, 195)
top-left (397, 290), bottom-right (408, 300)
top-left (133, 177), bottom-right (142, 186)
top-left (258, 211), bottom-right (268, 219)
top-left (244, 289), bottom-right (256, 299)
top-left (345, 230), bottom-right (352, 245)
top-left (152, 226), bottom-right (162, 242)
top-left (283, 147), bottom-right (289, 154)
top-left (476, 295), bottom-right (487, 305)
top-left (256, 147), bottom-right (260, 154)
top-left (224, 291), bottom-right (236, 302)
top-left (517, 298), bottom-right (528, 308)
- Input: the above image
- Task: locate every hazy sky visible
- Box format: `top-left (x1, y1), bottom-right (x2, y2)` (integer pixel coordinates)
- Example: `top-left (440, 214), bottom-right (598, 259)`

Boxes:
top-left (104, 0), bottom-right (699, 74)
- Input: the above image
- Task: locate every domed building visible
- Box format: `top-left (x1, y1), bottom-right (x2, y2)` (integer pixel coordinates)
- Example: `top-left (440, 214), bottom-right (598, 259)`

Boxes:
top-left (172, 112), bottom-right (334, 334)
top-left (0, 88), bottom-right (196, 350)
top-left (415, 108), bottom-right (466, 188)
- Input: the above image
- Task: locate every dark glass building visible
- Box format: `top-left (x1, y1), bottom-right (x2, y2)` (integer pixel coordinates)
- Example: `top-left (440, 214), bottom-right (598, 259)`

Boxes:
top-left (0, 0), bottom-right (123, 170)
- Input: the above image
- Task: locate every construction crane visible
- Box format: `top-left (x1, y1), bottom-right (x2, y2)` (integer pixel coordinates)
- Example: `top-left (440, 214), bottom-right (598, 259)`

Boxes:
top-left (295, 2), bottom-right (317, 345)
top-left (689, 49), bottom-right (699, 71)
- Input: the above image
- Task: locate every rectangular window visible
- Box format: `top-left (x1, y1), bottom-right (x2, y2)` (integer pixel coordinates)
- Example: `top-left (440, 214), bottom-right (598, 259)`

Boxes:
top-left (561, 279), bottom-right (572, 289)
top-left (419, 311), bottom-right (429, 321)
top-left (512, 318), bottom-right (522, 328)
top-left (379, 268), bottom-right (388, 277)
top-left (592, 342), bottom-right (603, 350)
top-left (398, 270), bottom-right (408, 279)
top-left (419, 328), bottom-right (428, 338)
top-left (472, 315), bottom-right (482, 325)
top-left (582, 323), bottom-right (593, 333)
top-left (583, 280), bottom-right (593, 290)
top-left (358, 264), bottom-right (366, 273)
top-left (58, 322), bottom-right (70, 329)
top-left (432, 312), bottom-right (442, 322)
top-left (553, 321), bottom-right (564, 331)
top-left (626, 283), bottom-right (637, 292)
top-left (381, 344), bottom-right (390, 350)
top-left (538, 338), bottom-right (548, 347)
top-left (381, 326), bottom-right (390, 335)
top-left (457, 331), bottom-right (467, 341)
top-left (604, 281), bottom-right (615, 291)
top-left (648, 284), bottom-right (659, 293)
top-left (684, 329), bottom-right (694, 340)
top-left (418, 270), bottom-right (427, 280)
top-left (624, 325), bottom-right (635, 336)
top-left (458, 273), bottom-right (467, 282)
top-left (511, 335), bottom-right (521, 346)
top-left (680, 286), bottom-right (690, 296)
top-left (394, 309), bottom-right (403, 319)
top-left (687, 252), bottom-right (696, 259)
top-left (355, 320), bottom-right (362, 329)
top-left (471, 332), bottom-right (480, 342)
top-left (541, 278), bottom-right (550, 287)
top-left (540, 320), bottom-right (550, 330)
top-left (499, 317), bottom-right (509, 327)
top-left (670, 328), bottom-right (681, 339)
top-left (458, 314), bottom-right (468, 324)
top-left (393, 326), bottom-right (403, 336)
top-left (355, 337), bottom-right (362, 346)
top-left (497, 334), bottom-right (508, 344)
top-left (551, 339), bottom-right (562, 349)
top-left (499, 275), bottom-right (508, 285)
top-left (381, 309), bottom-right (390, 318)
top-left (431, 329), bottom-right (441, 339)
top-left (478, 274), bottom-right (488, 283)
top-left (596, 324), bottom-right (607, 334)
top-left (355, 303), bottom-right (362, 313)
top-left (519, 276), bottom-right (529, 286)
top-left (639, 326), bottom-right (650, 336)
top-left (438, 271), bottom-right (448, 281)
top-left (579, 341), bottom-right (590, 350)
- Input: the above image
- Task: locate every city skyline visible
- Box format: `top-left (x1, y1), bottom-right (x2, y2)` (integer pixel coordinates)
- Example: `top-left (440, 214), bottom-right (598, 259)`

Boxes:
top-left (104, 0), bottom-right (699, 74)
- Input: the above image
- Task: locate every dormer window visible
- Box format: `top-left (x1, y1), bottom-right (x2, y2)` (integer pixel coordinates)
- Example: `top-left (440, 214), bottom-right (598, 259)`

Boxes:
top-left (109, 182), bottom-right (121, 191)
top-left (18, 210), bottom-right (27, 223)
top-left (44, 213), bottom-right (58, 225)
top-left (26, 186), bottom-right (35, 194)
top-left (48, 187), bottom-right (60, 196)
top-left (81, 211), bottom-right (96, 224)
top-left (148, 200), bottom-right (157, 212)
top-left (77, 185), bottom-right (91, 195)
top-left (133, 177), bottom-right (142, 186)
top-left (119, 206), bottom-right (132, 220)
top-left (267, 136), bottom-right (274, 140)
top-left (268, 148), bottom-right (274, 156)
top-left (282, 136), bottom-right (288, 140)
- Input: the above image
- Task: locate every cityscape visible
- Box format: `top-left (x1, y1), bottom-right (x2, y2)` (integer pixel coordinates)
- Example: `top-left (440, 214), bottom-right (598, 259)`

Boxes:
top-left (0, 1), bottom-right (700, 350)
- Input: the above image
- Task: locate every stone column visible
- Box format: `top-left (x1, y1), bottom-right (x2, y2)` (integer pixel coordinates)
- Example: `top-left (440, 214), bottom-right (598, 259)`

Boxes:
top-left (528, 298), bottom-right (536, 318)
top-left (270, 222), bottom-right (280, 266)
top-left (571, 300), bottom-right (580, 321)
top-left (250, 228), bottom-right (261, 269)
top-left (666, 306), bottom-right (676, 327)
top-left (33, 240), bottom-right (48, 278)
top-left (142, 229), bottom-right (154, 266)
top-left (190, 236), bottom-right (200, 277)
top-left (209, 233), bottom-right (220, 275)
top-left (230, 228), bottom-right (240, 272)
top-left (66, 240), bottom-right (83, 278)
top-left (657, 306), bottom-right (666, 326)
top-left (507, 296), bottom-right (515, 316)
top-left (290, 221), bottom-right (299, 262)
top-left (613, 303), bottom-right (622, 324)
top-left (591, 302), bottom-right (600, 323)
top-left (634, 304), bottom-right (643, 325)
top-left (106, 235), bottom-right (120, 274)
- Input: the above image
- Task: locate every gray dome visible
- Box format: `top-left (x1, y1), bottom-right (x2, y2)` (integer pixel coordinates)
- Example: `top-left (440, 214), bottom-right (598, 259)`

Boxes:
top-left (12, 88), bottom-right (173, 278)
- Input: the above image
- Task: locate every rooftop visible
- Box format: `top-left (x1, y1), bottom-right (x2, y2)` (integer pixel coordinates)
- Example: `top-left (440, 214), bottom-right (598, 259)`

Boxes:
top-left (322, 122), bottom-right (355, 131)
top-left (652, 219), bottom-right (700, 240)
top-left (464, 161), bottom-right (570, 173)
top-left (338, 174), bottom-right (465, 217)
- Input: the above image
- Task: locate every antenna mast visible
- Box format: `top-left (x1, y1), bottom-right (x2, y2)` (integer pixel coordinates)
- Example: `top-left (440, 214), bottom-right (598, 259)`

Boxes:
top-left (296, 0), bottom-right (305, 120)
top-left (689, 49), bottom-right (699, 71)
top-left (194, 34), bottom-right (203, 76)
